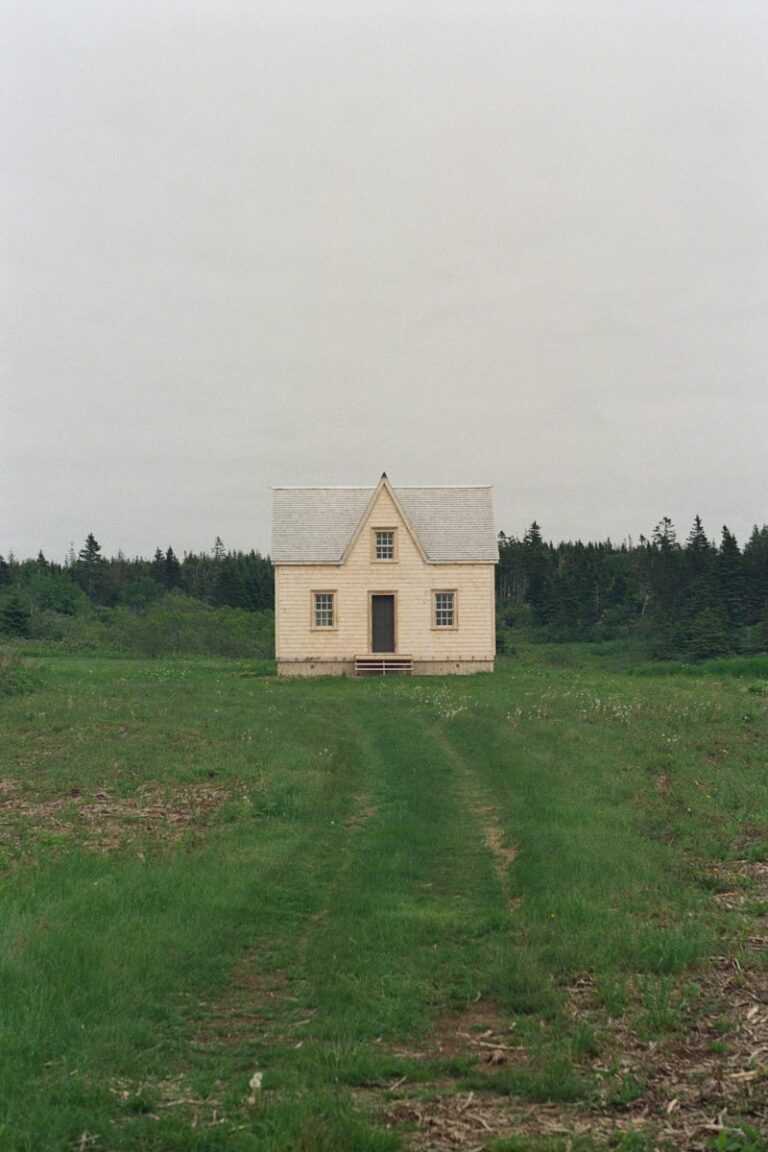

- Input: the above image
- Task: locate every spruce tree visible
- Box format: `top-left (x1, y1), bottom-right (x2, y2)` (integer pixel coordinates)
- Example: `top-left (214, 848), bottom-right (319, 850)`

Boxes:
top-left (150, 548), bottom-right (165, 585)
top-left (523, 522), bottom-right (552, 625)
top-left (1, 591), bottom-right (31, 637)
top-left (744, 526), bottom-right (768, 624)
top-left (718, 527), bottom-right (745, 628)
top-left (75, 534), bottom-right (107, 603)
top-left (163, 547), bottom-right (183, 590)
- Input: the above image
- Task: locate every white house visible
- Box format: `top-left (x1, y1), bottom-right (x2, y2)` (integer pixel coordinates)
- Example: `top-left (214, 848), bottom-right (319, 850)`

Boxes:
top-left (271, 473), bottom-right (497, 677)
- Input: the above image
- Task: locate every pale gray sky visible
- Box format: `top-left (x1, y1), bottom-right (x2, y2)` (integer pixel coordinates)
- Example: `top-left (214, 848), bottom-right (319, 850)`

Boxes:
top-left (3, 0), bottom-right (767, 560)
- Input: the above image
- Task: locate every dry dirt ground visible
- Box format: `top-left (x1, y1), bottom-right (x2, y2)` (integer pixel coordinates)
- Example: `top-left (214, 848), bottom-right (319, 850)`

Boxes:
top-left (378, 858), bottom-right (768, 1151)
top-left (0, 777), bottom-right (229, 855)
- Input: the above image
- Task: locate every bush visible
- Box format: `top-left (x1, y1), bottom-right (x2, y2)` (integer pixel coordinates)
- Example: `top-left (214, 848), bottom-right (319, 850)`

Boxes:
top-left (109, 593), bottom-right (274, 658)
top-left (0, 651), bottom-right (40, 696)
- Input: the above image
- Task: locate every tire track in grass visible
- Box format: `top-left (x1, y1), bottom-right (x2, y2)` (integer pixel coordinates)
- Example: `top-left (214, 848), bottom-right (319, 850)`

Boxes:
top-left (194, 690), bottom-right (383, 1049)
top-left (414, 717), bottom-right (520, 912)
top-left (293, 689), bottom-right (514, 1052)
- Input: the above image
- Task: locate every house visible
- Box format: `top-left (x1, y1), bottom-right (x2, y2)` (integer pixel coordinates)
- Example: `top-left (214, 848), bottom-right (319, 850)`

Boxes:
top-left (271, 473), bottom-right (497, 676)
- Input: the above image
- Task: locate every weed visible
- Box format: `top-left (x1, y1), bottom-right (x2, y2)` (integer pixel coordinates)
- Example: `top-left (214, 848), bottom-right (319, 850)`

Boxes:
top-left (607, 1073), bottom-right (647, 1107)
top-left (636, 977), bottom-right (680, 1036)
top-left (571, 1021), bottom-right (600, 1060)
top-left (0, 651), bottom-right (40, 697)
top-left (708, 1125), bottom-right (768, 1152)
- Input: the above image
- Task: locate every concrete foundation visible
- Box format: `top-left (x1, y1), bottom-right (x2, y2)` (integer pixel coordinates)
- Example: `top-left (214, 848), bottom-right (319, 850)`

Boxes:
top-left (277, 658), bottom-right (494, 678)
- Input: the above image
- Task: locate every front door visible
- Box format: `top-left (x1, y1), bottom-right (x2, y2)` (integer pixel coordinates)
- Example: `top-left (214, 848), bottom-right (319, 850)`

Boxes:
top-left (371, 595), bottom-right (395, 653)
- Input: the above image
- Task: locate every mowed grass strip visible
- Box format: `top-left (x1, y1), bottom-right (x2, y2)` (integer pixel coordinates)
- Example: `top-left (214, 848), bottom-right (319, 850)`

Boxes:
top-left (0, 651), bottom-right (766, 1149)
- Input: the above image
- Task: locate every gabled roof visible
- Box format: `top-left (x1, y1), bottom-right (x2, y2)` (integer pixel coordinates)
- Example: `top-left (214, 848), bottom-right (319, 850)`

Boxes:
top-left (271, 475), bottom-right (497, 564)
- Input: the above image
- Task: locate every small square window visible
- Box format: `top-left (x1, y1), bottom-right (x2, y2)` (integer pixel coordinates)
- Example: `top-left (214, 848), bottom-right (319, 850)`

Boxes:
top-left (374, 530), bottom-right (395, 560)
top-left (313, 592), bottom-right (335, 628)
top-left (434, 591), bottom-right (455, 628)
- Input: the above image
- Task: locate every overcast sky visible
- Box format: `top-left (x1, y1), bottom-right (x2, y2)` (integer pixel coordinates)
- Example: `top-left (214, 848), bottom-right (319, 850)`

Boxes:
top-left (3, 0), bottom-right (767, 560)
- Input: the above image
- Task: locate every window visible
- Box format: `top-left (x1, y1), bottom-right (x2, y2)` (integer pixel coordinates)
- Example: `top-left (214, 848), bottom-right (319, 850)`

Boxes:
top-left (434, 591), bottom-right (456, 629)
top-left (373, 529), bottom-right (396, 561)
top-left (313, 592), bottom-right (335, 629)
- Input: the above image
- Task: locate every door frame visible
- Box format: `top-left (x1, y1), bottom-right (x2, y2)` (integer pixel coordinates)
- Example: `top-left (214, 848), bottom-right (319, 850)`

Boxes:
top-left (368, 591), bottom-right (397, 653)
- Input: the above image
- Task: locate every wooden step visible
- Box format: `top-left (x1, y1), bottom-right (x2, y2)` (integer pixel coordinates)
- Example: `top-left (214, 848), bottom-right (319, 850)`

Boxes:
top-left (355, 656), bottom-right (413, 677)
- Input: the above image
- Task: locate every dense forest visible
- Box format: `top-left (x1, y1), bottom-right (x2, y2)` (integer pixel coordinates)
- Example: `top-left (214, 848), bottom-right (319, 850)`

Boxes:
top-left (1, 517), bottom-right (767, 659)
top-left (497, 518), bottom-right (768, 658)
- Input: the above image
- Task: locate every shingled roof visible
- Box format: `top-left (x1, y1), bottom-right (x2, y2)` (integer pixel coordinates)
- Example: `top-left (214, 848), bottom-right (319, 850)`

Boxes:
top-left (271, 478), bottom-right (497, 564)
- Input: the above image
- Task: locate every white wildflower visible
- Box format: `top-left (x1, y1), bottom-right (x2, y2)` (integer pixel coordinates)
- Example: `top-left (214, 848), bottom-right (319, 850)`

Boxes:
top-left (247, 1070), bottom-right (263, 1106)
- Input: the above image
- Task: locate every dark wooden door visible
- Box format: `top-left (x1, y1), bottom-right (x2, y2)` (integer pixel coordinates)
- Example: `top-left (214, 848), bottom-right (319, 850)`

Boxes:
top-left (371, 595), bottom-right (395, 652)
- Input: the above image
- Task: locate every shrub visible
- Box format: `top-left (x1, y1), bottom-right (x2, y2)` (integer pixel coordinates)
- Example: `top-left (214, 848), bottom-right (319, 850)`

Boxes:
top-left (0, 651), bottom-right (39, 696)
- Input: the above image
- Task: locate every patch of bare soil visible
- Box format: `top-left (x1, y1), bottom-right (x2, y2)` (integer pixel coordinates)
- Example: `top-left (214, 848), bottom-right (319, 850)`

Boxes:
top-left (346, 797), bottom-right (378, 830)
top-left (470, 801), bottom-right (519, 909)
top-left (193, 956), bottom-right (300, 1049)
top-left (0, 779), bottom-right (229, 854)
top-left (393, 1004), bottom-right (525, 1074)
top-left (377, 857), bottom-right (768, 1150)
top-left (107, 1073), bottom-right (238, 1134)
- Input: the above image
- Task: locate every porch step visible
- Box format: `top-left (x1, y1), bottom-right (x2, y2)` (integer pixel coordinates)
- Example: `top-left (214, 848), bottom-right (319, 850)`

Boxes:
top-left (355, 655), bottom-right (413, 677)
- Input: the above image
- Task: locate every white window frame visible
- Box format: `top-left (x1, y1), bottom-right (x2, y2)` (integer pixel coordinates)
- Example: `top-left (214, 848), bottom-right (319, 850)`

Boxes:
top-left (372, 528), bottom-right (397, 562)
top-left (433, 590), bottom-right (458, 630)
top-left (311, 590), bottom-right (337, 630)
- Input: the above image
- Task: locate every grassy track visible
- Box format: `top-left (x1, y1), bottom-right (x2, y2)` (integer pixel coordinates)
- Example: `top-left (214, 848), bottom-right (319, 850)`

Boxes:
top-left (1, 649), bottom-right (767, 1150)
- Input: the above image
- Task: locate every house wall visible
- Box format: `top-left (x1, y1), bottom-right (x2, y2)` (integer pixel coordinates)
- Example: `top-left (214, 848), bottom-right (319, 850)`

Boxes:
top-left (275, 486), bottom-right (495, 675)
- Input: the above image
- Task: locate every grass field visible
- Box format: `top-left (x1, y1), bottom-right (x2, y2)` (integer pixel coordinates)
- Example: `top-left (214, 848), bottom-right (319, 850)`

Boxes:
top-left (1, 646), bottom-right (767, 1151)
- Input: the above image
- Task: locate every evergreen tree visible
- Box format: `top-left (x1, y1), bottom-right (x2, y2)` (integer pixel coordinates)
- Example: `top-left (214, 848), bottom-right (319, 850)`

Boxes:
top-left (163, 547), bottom-right (183, 590)
top-left (686, 604), bottom-right (733, 660)
top-left (718, 527), bottom-right (745, 628)
top-left (752, 599), bottom-right (768, 653)
top-left (75, 534), bottom-right (108, 603)
top-left (646, 518), bottom-right (685, 657)
top-left (683, 516), bottom-right (718, 609)
top-left (522, 522), bottom-right (552, 625)
top-left (1, 591), bottom-right (31, 637)
top-left (744, 526), bottom-right (768, 624)
top-left (151, 548), bottom-right (165, 583)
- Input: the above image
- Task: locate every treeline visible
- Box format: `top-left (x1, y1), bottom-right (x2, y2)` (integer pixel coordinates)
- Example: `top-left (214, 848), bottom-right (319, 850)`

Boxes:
top-left (0, 535), bottom-right (274, 657)
top-left (1, 518), bottom-right (767, 660)
top-left (497, 518), bottom-right (768, 658)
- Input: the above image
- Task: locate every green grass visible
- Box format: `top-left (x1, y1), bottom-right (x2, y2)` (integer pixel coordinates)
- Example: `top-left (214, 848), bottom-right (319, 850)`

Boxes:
top-left (0, 646), bottom-right (767, 1149)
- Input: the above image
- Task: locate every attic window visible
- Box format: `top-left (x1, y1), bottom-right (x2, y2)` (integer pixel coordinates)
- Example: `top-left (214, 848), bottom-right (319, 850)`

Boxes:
top-left (374, 529), bottom-right (396, 561)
